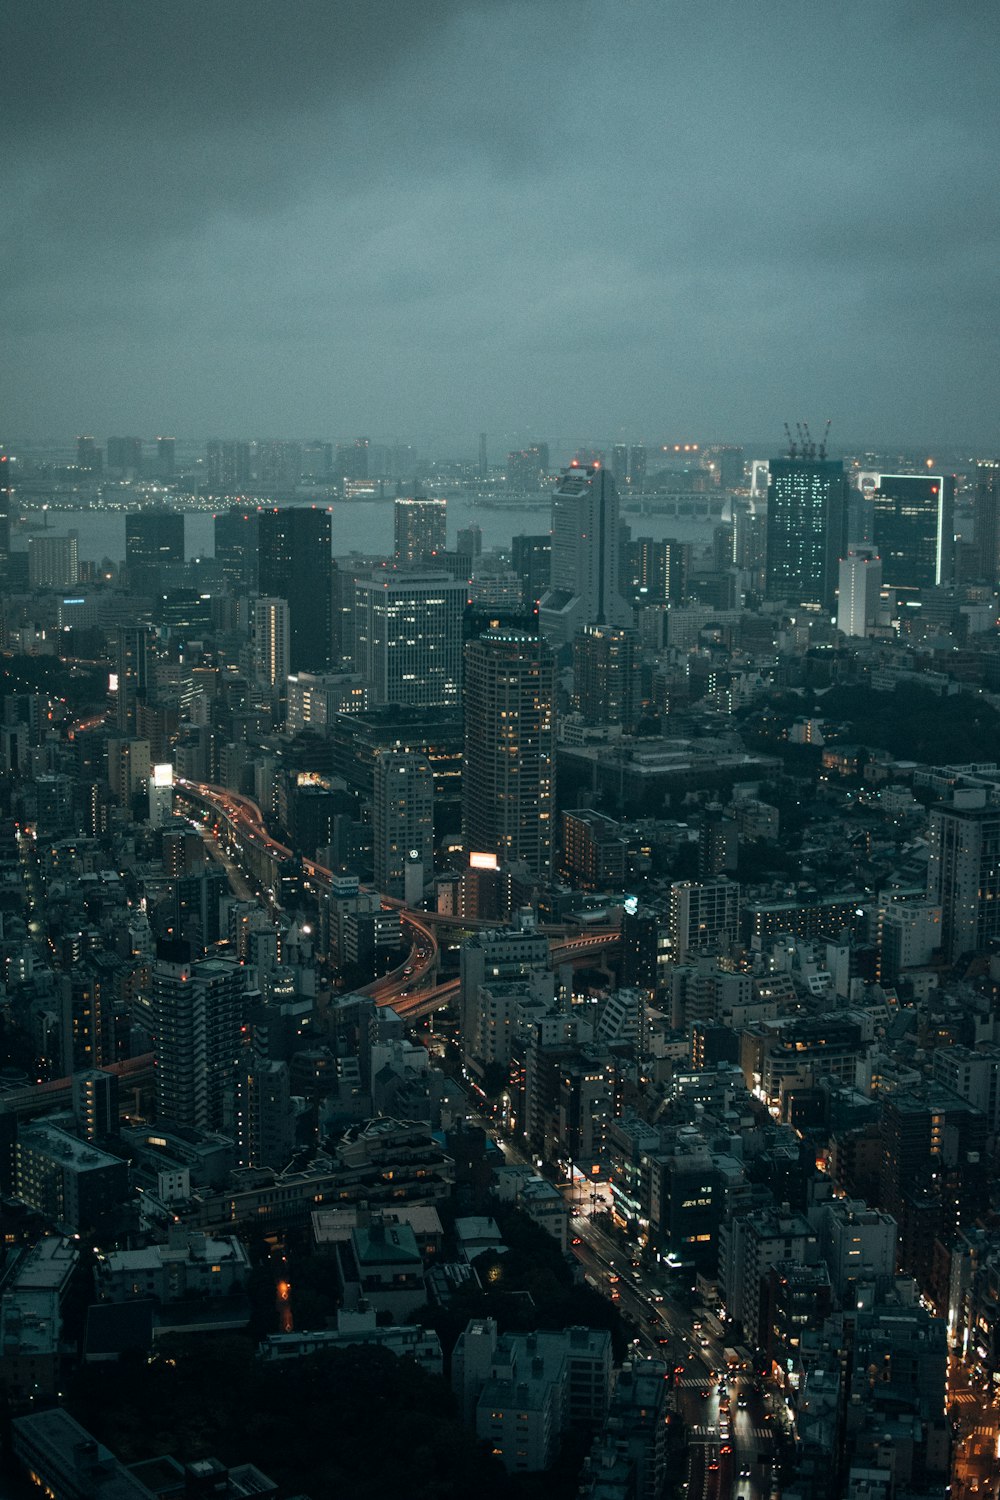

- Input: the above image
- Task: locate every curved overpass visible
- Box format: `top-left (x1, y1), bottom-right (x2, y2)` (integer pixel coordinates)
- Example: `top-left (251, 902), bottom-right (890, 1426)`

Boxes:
top-left (176, 779), bottom-right (621, 1014)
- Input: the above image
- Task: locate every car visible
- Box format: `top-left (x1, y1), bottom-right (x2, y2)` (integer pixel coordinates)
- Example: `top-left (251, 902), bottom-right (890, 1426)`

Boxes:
top-left (572, 1236), bottom-right (582, 1245)
top-left (700, 1389), bottom-right (710, 1399)
top-left (720, 1445), bottom-right (732, 1456)
top-left (740, 1466), bottom-right (751, 1479)
top-left (650, 1288), bottom-right (665, 1301)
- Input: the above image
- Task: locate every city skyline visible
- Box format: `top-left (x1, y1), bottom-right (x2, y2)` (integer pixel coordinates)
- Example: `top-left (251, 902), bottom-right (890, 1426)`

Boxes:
top-left (5, 2), bottom-right (1000, 447)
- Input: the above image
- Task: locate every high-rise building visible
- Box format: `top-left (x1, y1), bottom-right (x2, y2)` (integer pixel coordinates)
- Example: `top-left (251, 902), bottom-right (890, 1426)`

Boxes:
top-left (765, 452), bottom-right (848, 608)
top-left (668, 878), bottom-right (740, 962)
top-left (156, 436), bottom-right (175, 481)
top-left (974, 463), bottom-right (999, 584)
top-left (718, 445), bottom-right (745, 490)
top-left (837, 546), bottom-right (882, 637)
top-left (206, 439), bottom-right (252, 493)
top-left (539, 463), bottom-right (633, 645)
top-left (872, 472), bottom-right (955, 594)
top-left (336, 437), bottom-right (369, 481)
top-left (373, 750), bottom-right (434, 900)
top-left (253, 597), bottom-right (290, 694)
top-left (258, 507), bottom-right (332, 671)
top-left (506, 444), bottom-right (550, 492)
top-left (28, 534), bottom-right (79, 590)
top-left (393, 496), bottom-right (447, 564)
top-left (214, 505), bottom-right (260, 590)
top-left (572, 624), bottom-right (640, 728)
top-left (626, 536), bottom-right (690, 604)
top-left (612, 444), bottom-right (629, 483)
top-left (926, 788), bottom-right (1000, 961)
top-left (125, 511), bottom-right (184, 579)
top-left (511, 534), bottom-right (551, 614)
top-left (628, 445), bottom-right (647, 488)
top-left (75, 436), bottom-right (102, 474)
top-left (114, 626), bottom-right (151, 734)
top-left (106, 436), bottom-right (143, 478)
top-left (152, 952), bottom-right (246, 1131)
top-left (463, 629), bottom-right (556, 878)
top-left (478, 432), bottom-right (488, 479)
top-left (353, 572), bottom-right (465, 708)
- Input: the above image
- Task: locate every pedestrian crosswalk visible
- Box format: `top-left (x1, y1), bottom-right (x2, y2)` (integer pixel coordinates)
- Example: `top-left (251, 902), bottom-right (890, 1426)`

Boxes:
top-left (676, 1377), bottom-right (712, 1388)
top-left (971, 1424), bottom-right (996, 1438)
top-left (952, 1392), bottom-right (977, 1405)
top-left (689, 1424), bottom-right (772, 1442)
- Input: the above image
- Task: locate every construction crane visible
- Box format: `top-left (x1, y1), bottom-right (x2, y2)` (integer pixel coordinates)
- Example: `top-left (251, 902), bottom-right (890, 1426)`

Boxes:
top-left (818, 419), bottom-right (832, 460)
top-left (783, 422), bottom-right (797, 459)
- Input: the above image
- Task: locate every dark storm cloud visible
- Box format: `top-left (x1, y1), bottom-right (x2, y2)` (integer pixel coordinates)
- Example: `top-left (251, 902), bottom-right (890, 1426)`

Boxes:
top-left (4, 0), bottom-right (1000, 447)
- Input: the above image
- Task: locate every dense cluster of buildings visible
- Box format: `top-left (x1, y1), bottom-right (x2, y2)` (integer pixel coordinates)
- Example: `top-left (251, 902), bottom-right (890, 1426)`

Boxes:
top-left (0, 432), bottom-right (999, 1496)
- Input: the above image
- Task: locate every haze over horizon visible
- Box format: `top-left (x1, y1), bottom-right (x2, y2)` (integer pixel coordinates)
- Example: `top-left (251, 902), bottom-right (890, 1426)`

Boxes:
top-left (5, 1), bottom-right (1000, 450)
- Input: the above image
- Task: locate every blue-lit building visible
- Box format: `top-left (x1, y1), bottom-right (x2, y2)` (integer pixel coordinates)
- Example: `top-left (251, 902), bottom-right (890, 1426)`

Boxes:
top-left (765, 455), bottom-right (848, 608)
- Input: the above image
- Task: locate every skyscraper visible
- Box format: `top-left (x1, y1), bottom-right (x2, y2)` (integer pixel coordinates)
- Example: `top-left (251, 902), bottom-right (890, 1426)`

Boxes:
top-left (206, 438), bottom-right (252, 492)
top-left (156, 436), bottom-right (175, 481)
top-left (106, 436), bottom-right (143, 478)
top-left (765, 451), bottom-right (848, 608)
top-left (257, 507), bottom-right (332, 671)
top-left (75, 436), bottom-right (102, 474)
top-left (115, 626), bottom-right (151, 734)
top-left (125, 511), bottom-right (185, 577)
top-left (28, 534), bottom-right (79, 590)
top-left (214, 505), bottom-right (260, 590)
top-left (393, 495), bottom-right (447, 564)
top-left (572, 623), bottom-right (640, 728)
top-left (373, 749), bottom-right (434, 900)
top-left (872, 472), bottom-right (955, 595)
top-left (152, 952), bottom-right (246, 1131)
top-left (539, 462), bottom-right (633, 645)
top-left (974, 463), bottom-right (999, 584)
top-left (927, 788), bottom-right (1000, 962)
top-left (252, 597), bottom-right (290, 695)
top-left (463, 628), bottom-right (556, 878)
top-left (511, 534), bottom-right (551, 614)
top-left (354, 572), bottom-right (465, 707)
top-left (837, 547), bottom-right (882, 637)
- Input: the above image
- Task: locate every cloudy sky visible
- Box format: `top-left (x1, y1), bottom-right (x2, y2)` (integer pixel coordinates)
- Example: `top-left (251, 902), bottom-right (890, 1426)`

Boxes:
top-left (5, 0), bottom-right (999, 452)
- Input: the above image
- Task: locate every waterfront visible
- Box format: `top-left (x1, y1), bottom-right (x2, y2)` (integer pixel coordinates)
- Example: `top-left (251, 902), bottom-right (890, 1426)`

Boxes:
top-left (17, 493), bottom-right (725, 566)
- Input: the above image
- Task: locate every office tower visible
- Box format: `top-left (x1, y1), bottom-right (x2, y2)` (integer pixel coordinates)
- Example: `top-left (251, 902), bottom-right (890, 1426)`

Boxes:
top-left (506, 444), bottom-right (549, 491)
top-left (206, 438), bottom-right (252, 492)
top-left (463, 628), bottom-right (556, 879)
top-left (628, 444), bottom-right (646, 488)
top-left (258, 507), bottom-right (332, 671)
top-left (511, 533), bottom-right (551, 614)
top-left (478, 431), bottom-right (488, 479)
top-left (106, 436), bottom-right (143, 478)
top-left (155, 436), bottom-right (175, 481)
top-left (75, 435), bottom-right (102, 474)
top-left (125, 510), bottom-right (185, 576)
top-left (114, 626), bottom-right (151, 734)
top-left (765, 450), bottom-right (848, 607)
top-left (872, 472), bottom-right (955, 594)
top-left (612, 444), bottom-right (629, 483)
top-left (152, 952), bottom-right (246, 1131)
top-left (539, 462), bottom-right (633, 645)
top-left (572, 623), bottom-right (640, 728)
top-left (373, 749), bottom-right (434, 900)
top-left (837, 546), bottom-right (882, 637)
top-left (927, 788), bottom-right (1000, 961)
top-left (252, 597), bottom-right (290, 694)
top-left (394, 495), bottom-right (447, 563)
top-left (336, 437), bottom-right (369, 480)
top-left (620, 906), bottom-right (660, 991)
top-left (214, 505), bottom-right (260, 590)
top-left (974, 463), bottom-right (999, 583)
top-left (718, 445), bottom-right (745, 490)
top-left (331, 555), bottom-right (386, 667)
top-left (354, 572), bottom-right (465, 707)
top-left (27, 534), bottom-right (79, 590)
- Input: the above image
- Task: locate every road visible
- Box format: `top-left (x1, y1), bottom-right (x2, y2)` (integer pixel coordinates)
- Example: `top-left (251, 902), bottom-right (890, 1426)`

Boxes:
top-left (565, 1203), bottom-right (776, 1500)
